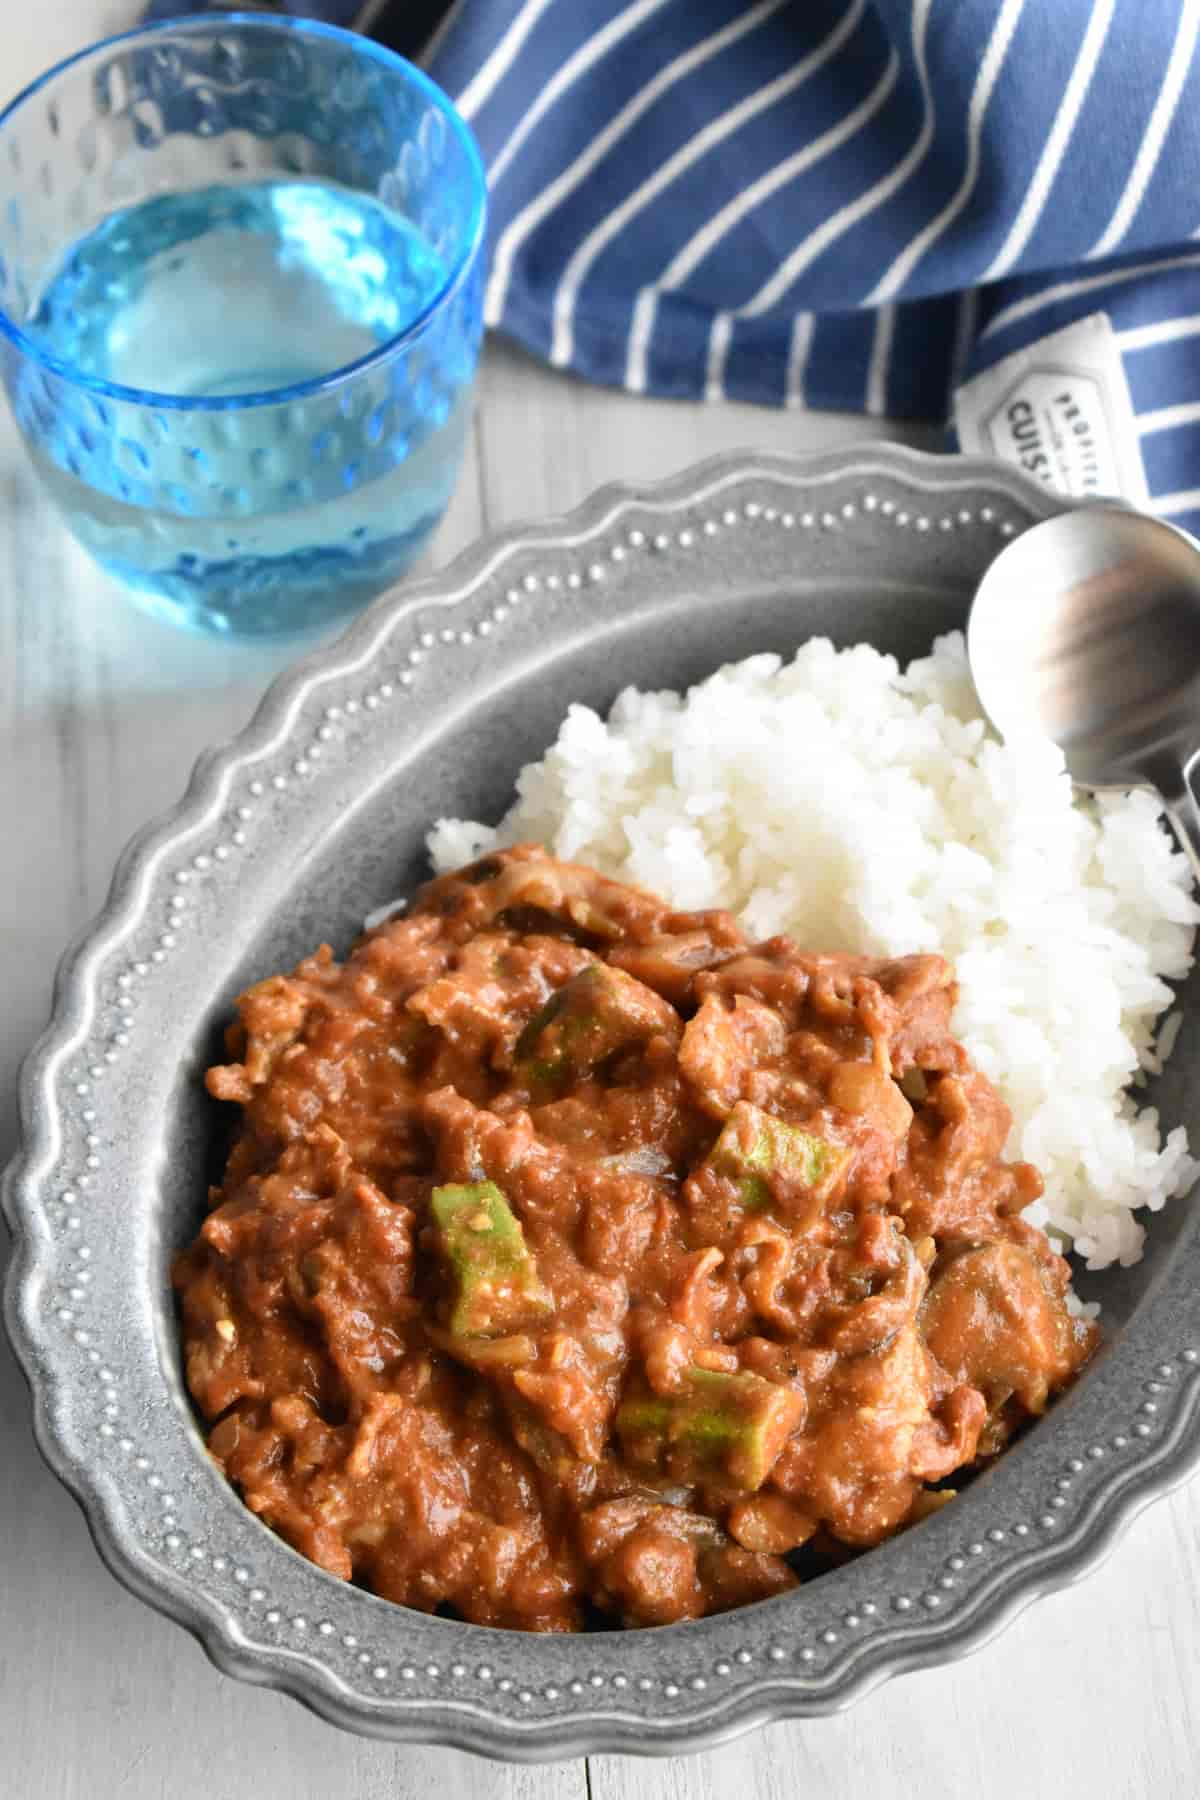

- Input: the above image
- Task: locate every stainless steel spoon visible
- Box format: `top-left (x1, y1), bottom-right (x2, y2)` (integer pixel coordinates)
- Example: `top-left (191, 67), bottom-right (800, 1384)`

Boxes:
top-left (967, 503), bottom-right (1200, 876)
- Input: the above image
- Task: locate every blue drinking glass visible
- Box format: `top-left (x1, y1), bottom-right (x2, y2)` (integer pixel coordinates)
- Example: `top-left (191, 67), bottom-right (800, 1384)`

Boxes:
top-left (0, 13), bottom-right (486, 636)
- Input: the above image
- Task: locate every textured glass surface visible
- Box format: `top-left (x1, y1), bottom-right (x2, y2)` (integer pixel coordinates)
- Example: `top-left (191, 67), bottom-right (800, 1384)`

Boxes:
top-left (0, 17), bottom-right (485, 636)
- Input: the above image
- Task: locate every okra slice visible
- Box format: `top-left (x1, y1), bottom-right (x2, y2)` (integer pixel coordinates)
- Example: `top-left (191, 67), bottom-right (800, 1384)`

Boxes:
top-left (704, 1101), bottom-right (850, 1210)
top-left (429, 1180), bottom-right (552, 1337)
top-left (617, 1367), bottom-right (803, 1492)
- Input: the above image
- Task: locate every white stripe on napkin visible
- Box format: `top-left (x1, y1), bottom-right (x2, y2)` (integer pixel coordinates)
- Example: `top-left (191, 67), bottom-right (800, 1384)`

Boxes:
top-left (629, 41), bottom-right (900, 391)
top-left (1090, 0), bottom-right (1200, 259)
top-left (785, 313), bottom-right (815, 409)
top-left (1138, 401), bottom-right (1200, 435)
top-left (456, 0), bottom-right (556, 121)
top-left (983, 250), bottom-right (1200, 340)
top-left (483, 0), bottom-right (787, 328)
top-left (550, 0), bottom-right (868, 371)
top-left (1118, 313), bottom-right (1200, 353)
top-left (866, 303), bottom-right (898, 415)
top-left (867, 0), bottom-right (1026, 304)
top-left (980, 0), bottom-right (1114, 282)
top-left (1152, 487), bottom-right (1200, 514)
top-left (487, 0), bottom-right (673, 189)
top-left (737, 0), bottom-right (936, 320)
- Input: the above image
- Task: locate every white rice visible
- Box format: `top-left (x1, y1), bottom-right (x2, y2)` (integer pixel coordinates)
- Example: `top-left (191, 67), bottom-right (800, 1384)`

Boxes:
top-left (427, 632), bottom-right (1200, 1275)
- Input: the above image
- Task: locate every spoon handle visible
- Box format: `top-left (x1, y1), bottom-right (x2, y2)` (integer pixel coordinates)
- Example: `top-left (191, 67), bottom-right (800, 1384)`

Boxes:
top-left (1159, 757), bottom-right (1200, 885)
top-left (1165, 797), bottom-right (1200, 884)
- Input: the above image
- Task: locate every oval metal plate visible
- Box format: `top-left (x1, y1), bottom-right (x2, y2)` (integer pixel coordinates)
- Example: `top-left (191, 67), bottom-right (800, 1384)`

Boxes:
top-left (5, 445), bottom-right (1200, 1758)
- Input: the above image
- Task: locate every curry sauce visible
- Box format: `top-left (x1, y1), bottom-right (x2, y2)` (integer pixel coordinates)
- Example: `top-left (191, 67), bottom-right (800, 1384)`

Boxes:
top-left (174, 846), bottom-right (1096, 1631)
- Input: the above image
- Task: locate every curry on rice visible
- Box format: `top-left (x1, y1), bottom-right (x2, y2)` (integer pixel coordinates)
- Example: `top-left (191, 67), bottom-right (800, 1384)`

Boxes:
top-left (175, 846), bottom-right (1097, 1631)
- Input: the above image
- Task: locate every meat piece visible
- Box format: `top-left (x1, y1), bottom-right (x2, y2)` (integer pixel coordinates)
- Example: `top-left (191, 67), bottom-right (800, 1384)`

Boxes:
top-left (921, 1242), bottom-right (1098, 1429)
top-left (850, 954), bottom-right (962, 1075)
top-left (733, 1217), bottom-right (834, 1337)
top-left (827, 1061), bottom-right (913, 1142)
top-left (726, 1490), bottom-right (817, 1554)
top-left (609, 911), bottom-right (746, 1007)
top-left (699, 945), bottom-right (959, 1079)
top-left (678, 993), bottom-right (787, 1118)
top-left (894, 1070), bottom-right (1053, 1266)
top-left (824, 1229), bottom-right (927, 1356)
top-left (410, 843), bottom-right (669, 946)
top-left (599, 1521), bottom-right (703, 1625)
top-left (895, 1071), bottom-right (1012, 1217)
top-left (420, 1086), bottom-right (570, 1217)
top-left (208, 1395), bottom-right (354, 1579)
top-left (531, 1064), bottom-right (704, 1176)
top-left (176, 1127), bottom-right (415, 1418)
top-left (771, 1323), bottom-right (985, 1545)
top-left (511, 1343), bottom-right (614, 1464)
top-left (206, 970), bottom-right (325, 1105)
top-left (407, 932), bottom-right (591, 1069)
top-left (578, 1497), bottom-right (795, 1627)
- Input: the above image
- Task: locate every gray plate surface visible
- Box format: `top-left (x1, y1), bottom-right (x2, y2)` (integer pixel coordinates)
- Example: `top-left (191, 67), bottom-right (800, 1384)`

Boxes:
top-left (5, 444), bottom-right (1200, 1758)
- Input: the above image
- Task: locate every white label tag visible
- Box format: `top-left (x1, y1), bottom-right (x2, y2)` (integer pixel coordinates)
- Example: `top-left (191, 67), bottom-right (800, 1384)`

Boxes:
top-left (954, 311), bottom-right (1149, 506)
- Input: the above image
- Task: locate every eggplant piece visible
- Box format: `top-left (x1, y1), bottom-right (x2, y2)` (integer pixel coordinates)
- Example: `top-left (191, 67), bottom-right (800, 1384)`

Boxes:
top-left (517, 962), bottom-right (680, 1093)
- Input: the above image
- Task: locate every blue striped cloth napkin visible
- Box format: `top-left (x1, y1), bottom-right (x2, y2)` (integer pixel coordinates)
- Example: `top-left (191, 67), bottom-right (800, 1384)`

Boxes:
top-left (145, 2), bottom-right (1200, 531)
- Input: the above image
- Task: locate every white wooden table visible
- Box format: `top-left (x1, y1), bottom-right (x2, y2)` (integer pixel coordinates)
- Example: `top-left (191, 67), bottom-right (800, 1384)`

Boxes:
top-left (1, 8), bottom-right (1196, 1796)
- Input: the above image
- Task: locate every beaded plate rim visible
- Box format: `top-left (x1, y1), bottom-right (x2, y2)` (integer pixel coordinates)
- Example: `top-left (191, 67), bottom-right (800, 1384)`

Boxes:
top-left (5, 443), bottom-right (1200, 1759)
